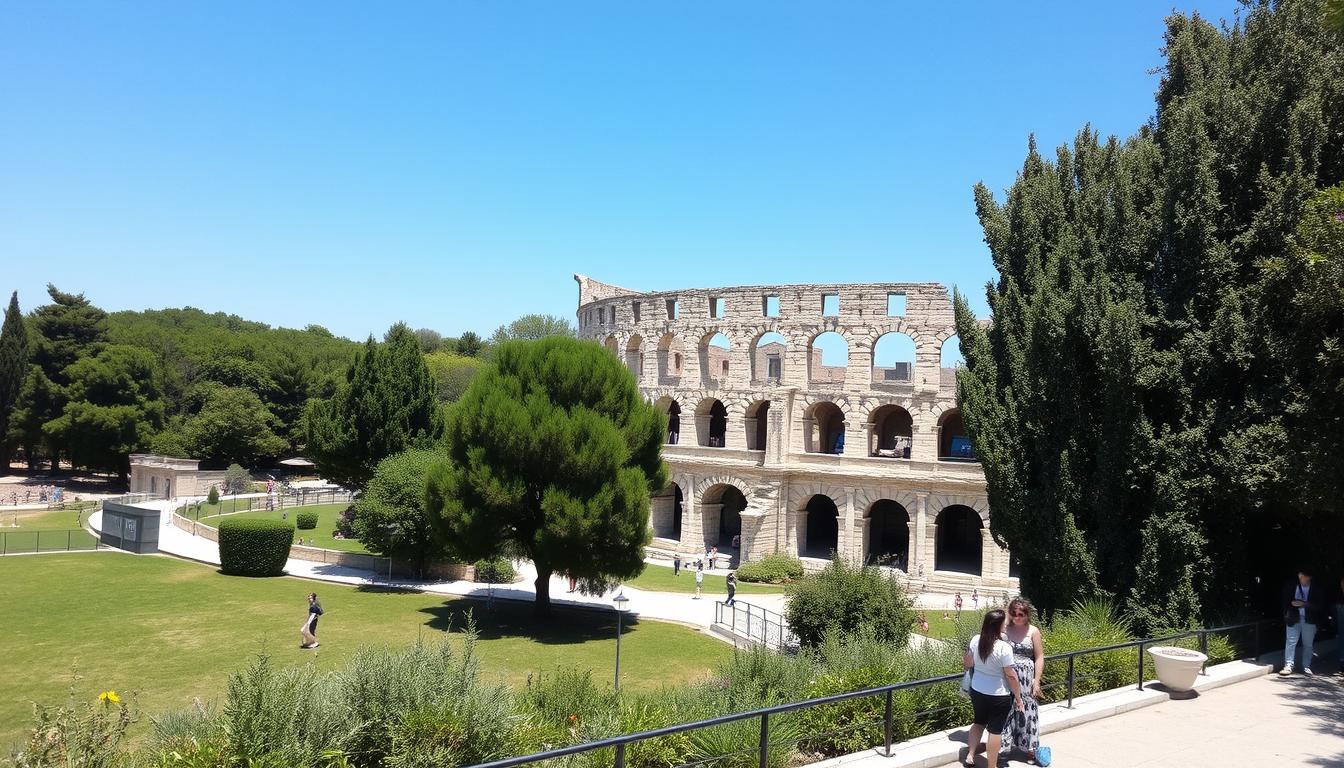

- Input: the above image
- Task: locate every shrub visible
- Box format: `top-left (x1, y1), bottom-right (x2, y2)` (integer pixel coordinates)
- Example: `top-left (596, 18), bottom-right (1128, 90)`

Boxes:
top-left (223, 464), bottom-right (252, 495)
top-left (206, 485), bottom-right (219, 505)
top-left (11, 690), bottom-right (137, 768)
top-left (784, 557), bottom-right (916, 648)
top-left (474, 557), bottom-right (515, 583)
top-left (295, 511), bottom-right (319, 530)
top-left (219, 518), bottom-right (295, 576)
top-left (1038, 599), bottom-right (1136, 702)
top-left (735, 553), bottom-right (804, 583)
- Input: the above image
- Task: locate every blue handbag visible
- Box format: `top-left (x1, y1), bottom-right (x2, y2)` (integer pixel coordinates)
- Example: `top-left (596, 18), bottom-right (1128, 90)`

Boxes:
top-left (1036, 745), bottom-right (1052, 766)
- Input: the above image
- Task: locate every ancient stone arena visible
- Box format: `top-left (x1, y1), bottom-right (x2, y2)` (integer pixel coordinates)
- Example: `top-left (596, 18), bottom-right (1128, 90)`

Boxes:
top-left (576, 275), bottom-right (1017, 592)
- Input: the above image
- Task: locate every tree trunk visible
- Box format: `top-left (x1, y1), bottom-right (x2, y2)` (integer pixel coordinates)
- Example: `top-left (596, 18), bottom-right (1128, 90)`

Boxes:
top-left (534, 568), bottom-right (552, 618)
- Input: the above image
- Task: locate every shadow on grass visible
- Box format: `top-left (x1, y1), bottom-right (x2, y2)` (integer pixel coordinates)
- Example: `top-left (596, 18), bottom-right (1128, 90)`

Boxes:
top-left (419, 597), bottom-right (642, 645)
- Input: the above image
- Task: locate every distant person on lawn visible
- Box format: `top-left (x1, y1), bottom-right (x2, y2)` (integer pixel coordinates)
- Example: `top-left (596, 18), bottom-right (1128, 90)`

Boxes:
top-left (693, 562), bottom-right (704, 600)
top-left (673, 554), bottom-right (682, 576)
top-left (300, 592), bottom-right (323, 648)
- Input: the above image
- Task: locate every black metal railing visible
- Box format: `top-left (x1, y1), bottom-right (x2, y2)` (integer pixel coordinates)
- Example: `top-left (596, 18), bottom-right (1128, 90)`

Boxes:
top-left (0, 529), bottom-right (103, 555)
top-left (714, 601), bottom-right (799, 652)
top-left (467, 619), bottom-right (1275, 768)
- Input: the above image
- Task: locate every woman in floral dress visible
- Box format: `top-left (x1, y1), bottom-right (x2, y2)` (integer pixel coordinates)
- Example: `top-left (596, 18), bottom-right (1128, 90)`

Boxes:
top-left (1001, 597), bottom-right (1044, 763)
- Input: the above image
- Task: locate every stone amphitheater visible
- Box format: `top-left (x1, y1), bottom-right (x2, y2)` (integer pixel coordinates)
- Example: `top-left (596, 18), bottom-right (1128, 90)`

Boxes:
top-left (575, 275), bottom-right (1017, 593)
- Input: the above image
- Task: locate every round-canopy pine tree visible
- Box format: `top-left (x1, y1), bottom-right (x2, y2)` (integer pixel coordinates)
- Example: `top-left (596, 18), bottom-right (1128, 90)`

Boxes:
top-left (427, 336), bottom-right (666, 616)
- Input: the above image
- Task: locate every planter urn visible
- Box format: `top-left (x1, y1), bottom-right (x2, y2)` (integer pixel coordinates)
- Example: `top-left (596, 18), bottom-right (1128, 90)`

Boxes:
top-left (1147, 646), bottom-right (1208, 692)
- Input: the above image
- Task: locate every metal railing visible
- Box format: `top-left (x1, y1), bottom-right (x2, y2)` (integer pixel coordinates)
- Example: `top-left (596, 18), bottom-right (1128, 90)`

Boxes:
top-left (1, 529), bottom-right (103, 555)
top-left (178, 489), bottom-right (356, 519)
top-left (467, 619), bottom-right (1275, 768)
top-left (714, 600), bottom-right (799, 652)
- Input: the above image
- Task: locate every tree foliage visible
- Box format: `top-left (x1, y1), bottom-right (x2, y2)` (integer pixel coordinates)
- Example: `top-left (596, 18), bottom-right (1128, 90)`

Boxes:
top-left (423, 351), bottom-right (486, 404)
top-left (0, 292), bottom-right (29, 457)
top-left (454, 331), bottom-right (483, 358)
top-left (305, 323), bottom-right (442, 489)
top-left (955, 1), bottom-right (1344, 629)
top-left (784, 557), bottom-right (915, 648)
top-left (426, 336), bottom-right (666, 615)
top-left (43, 345), bottom-right (165, 479)
top-left (489, 314), bottom-right (573, 345)
top-left (352, 449), bottom-right (443, 577)
top-left (172, 384), bottom-right (288, 468)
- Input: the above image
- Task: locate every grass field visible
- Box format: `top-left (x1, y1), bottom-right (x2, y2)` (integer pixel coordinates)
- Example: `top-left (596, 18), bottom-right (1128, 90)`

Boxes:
top-left (0, 507), bottom-right (99, 553)
top-left (0, 552), bottom-right (732, 747)
top-left (182, 503), bottom-right (366, 553)
top-left (625, 562), bottom-right (788, 595)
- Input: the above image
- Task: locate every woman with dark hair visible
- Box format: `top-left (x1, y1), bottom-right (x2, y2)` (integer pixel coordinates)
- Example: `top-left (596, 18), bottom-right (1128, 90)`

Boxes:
top-left (961, 608), bottom-right (1024, 767)
top-left (300, 592), bottom-right (323, 649)
top-left (1001, 598), bottom-right (1046, 764)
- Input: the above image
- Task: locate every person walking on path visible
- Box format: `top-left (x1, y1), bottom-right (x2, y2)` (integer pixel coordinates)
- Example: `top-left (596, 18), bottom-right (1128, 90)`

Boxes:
top-left (693, 563), bottom-right (705, 599)
top-left (961, 609), bottom-right (1025, 768)
top-left (673, 554), bottom-right (681, 576)
top-left (1280, 567), bottom-right (1326, 675)
top-left (725, 571), bottom-right (737, 606)
top-left (1000, 598), bottom-right (1048, 765)
top-left (300, 592), bottom-right (324, 649)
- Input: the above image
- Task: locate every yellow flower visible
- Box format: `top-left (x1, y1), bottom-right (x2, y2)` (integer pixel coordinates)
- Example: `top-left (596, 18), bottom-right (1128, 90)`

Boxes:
top-left (98, 691), bottom-right (121, 705)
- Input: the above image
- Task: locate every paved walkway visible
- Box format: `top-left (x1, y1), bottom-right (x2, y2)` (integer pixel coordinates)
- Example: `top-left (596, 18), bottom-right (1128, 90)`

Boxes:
top-left (90, 499), bottom-right (786, 631)
top-left (927, 669), bottom-right (1344, 768)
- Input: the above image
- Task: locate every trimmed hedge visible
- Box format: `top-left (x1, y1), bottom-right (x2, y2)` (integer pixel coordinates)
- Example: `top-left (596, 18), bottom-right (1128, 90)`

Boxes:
top-left (473, 557), bottom-right (516, 583)
top-left (295, 511), bottom-right (318, 530)
top-left (219, 518), bottom-right (295, 576)
top-left (736, 552), bottom-right (804, 584)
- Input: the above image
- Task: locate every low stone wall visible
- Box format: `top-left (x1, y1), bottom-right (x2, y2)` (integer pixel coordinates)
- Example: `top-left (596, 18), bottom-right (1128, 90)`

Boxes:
top-left (174, 512), bottom-right (219, 542)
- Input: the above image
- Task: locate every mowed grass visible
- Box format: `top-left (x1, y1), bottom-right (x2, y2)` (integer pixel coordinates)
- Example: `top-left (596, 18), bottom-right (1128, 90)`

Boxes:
top-left (0, 507), bottom-right (99, 552)
top-left (0, 553), bottom-right (732, 747)
top-left (183, 503), bottom-right (366, 553)
top-left (625, 563), bottom-right (788, 595)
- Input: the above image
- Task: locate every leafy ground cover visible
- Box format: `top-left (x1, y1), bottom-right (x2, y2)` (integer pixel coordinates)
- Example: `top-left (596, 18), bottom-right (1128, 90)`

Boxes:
top-left (625, 562), bottom-right (787, 595)
top-left (182, 503), bottom-right (365, 553)
top-left (0, 552), bottom-right (732, 747)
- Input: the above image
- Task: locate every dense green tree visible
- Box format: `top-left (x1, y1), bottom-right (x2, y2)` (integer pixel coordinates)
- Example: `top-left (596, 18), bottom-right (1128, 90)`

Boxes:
top-left (489, 314), bottom-right (573, 345)
top-left (413, 328), bottom-right (444, 353)
top-left (784, 557), bottom-right (915, 648)
top-left (423, 351), bottom-right (486, 403)
top-left (305, 324), bottom-right (441, 489)
top-left (351, 449), bottom-right (443, 578)
top-left (955, 1), bottom-right (1344, 629)
top-left (426, 337), bottom-right (666, 616)
top-left (0, 292), bottom-right (30, 458)
top-left (454, 331), bottom-right (483, 357)
top-left (43, 345), bottom-right (164, 480)
top-left (223, 463), bottom-right (251, 494)
top-left (178, 385), bottom-right (288, 468)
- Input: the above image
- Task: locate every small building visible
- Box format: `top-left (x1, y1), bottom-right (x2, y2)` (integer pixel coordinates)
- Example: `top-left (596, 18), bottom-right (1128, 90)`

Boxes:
top-left (128, 454), bottom-right (227, 499)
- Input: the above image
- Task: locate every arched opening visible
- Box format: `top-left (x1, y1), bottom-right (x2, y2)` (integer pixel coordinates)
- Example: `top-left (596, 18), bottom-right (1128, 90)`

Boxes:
top-left (657, 333), bottom-right (684, 384)
top-left (655, 398), bottom-right (681, 445)
top-left (935, 505), bottom-right (983, 575)
top-left (604, 335), bottom-right (618, 356)
top-left (703, 484), bottom-right (747, 554)
top-left (865, 500), bottom-right (909, 568)
top-left (872, 332), bottom-right (916, 384)
top-left (938, 408), bottom-right (976, 461)
top-left (745, 400), bottom-right (771, 451)
top-left (868, 404), bottom-right (913, 458)
top-left (696, 398), bottom-right (728, 448)
top-left (652, 483), bottom-right (683, 540)
top-left (752, 331), bottom-right (788, 384)
top-left (940, 335), bottom-right (963, 390)
top-left (800, 494), bottom-right (839, 559)
top-left (804, 401), bottom-right (846, 454)
top-left (624, 334), bottom-right (644, 378)
top-left (700, 332), bottom-right (731, 388)
top-left (808, 331), bottom-right (849, 387)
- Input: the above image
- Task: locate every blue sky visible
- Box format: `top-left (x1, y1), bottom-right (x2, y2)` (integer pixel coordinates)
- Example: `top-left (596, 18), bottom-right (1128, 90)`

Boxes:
top-left (1, 1), bottom-right (1242, 343)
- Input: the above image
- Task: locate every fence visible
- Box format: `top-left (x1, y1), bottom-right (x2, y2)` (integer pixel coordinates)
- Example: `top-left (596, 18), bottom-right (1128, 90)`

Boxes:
top-left (466, 619), bottom-right (1275, 768)
top-left (714, 600), bottom-right (799, 651)
top-left (177, 489), bottom-right (356, 518)
top-left (1, 529), bottom-right (102, 555)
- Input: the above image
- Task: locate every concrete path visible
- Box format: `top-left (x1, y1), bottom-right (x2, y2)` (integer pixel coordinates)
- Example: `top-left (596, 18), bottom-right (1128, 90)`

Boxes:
top-left (91, 499), bottom-right (787, 632)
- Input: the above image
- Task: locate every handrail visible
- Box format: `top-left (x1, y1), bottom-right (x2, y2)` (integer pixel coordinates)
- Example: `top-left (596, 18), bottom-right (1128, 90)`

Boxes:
top-left (466, 618), bottom-right (1275, 768)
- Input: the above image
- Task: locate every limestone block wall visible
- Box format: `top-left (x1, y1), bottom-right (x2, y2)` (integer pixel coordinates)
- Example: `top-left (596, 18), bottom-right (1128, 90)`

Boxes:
top-left (576, 276), bottom-right (1015, 592)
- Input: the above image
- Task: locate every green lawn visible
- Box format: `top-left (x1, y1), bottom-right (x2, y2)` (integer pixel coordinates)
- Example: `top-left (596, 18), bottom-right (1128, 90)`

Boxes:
top-left (182, 503), bottom-right (367, 553)
top-left (920, 609), bottom-right (986, 641)
top-left (0, 553), bottom-right (732, 748)
top-left (0, 507), bottom-right (99, 553)
top-left (625, 562), bottom-right (788, 595)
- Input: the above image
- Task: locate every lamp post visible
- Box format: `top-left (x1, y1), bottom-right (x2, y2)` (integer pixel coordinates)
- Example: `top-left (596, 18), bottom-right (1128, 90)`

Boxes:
top-left (613, 591), bottom-right (630, 692)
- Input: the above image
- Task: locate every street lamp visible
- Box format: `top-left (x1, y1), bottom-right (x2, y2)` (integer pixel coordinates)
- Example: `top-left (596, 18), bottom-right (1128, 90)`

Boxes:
top-left (613, 591), bottom-right (631, 692)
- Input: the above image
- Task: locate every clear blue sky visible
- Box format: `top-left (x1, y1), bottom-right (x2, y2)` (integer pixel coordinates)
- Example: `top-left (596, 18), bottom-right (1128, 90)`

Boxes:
top-left (1, 1), bottom-right (1241, 342)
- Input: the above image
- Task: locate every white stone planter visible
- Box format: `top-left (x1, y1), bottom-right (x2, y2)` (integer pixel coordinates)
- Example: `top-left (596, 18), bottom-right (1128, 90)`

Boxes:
top-left (1147, 646), bottom-right (1208, 692)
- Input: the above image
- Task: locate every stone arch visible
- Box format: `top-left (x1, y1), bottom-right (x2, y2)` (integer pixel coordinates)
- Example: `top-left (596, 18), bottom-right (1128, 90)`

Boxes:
top-left (787, 481), bottom-right (849, 512)
top-left (653, 395), bottom-right (683, 445)
top-left (852, 487), bottom-right (920, 514)
top-left (864, 499), bottom-right (910, 567)
top-left (807, 330), bottom-right (850, 387)
top-left (700, 483), bottom-right (747, 552)
top-left (750, 330), bottom-right (789, 384)
top-left (867, 403), bottom-right (913, 458)
top-left (744, 399), bottom-right (771, 451)
top-left (937, 407), bottom-right (976, 461)
top-left (934, 504), bottom-right (983, 575)
top-left (651, 482), bottom-right (684, 540)
top-left (699, 331), bottom-right (732, 388)
top-left (603, 334), bottom-right (618, 355)
top-left (624, 334), bottom-right (645, 378)
top-left (656, 333), bottom-right (685, 384)
top-left (871, 331), bottom-right (916, 384)
top-left (803, 399), bottom-right (846, 454)
top-left (800, 494), bottom-right (840, 558)
top-left (693, 474), bottom-right (754, 501)
top-left (927, 494), bottom-right (990, 522)
top-left (695, 397), bottom-right (728, 448)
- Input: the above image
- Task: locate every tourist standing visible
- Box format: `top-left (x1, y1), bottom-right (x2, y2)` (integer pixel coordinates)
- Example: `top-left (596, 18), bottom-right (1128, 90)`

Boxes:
top-left (693, 562), bottom-right (705, 599)
top-left (725, 571), bottom-right (737, 606)
top-left (954, 592), bottom-right (964, 617)
top-left (300, 592), bottom-right (323, 648)
top-left (673, 554), bottom-right (682, 576)
top-left (972, 588), bottom-right (979, 608)
top-left (962, 609), bottom-right (1025, 768)
top-left (1000, 598), bottom-right (1048, 765)
top-left (1280, 568), bottom-right (1325, 675)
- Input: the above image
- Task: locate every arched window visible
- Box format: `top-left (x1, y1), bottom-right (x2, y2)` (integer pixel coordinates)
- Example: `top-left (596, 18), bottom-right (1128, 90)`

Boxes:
top-left (625, 334), bottom-right (644, 378)
top-left (800, 494), bottom-right (839, 558)
top-left (696, 398), bottom-right (728, 448)
top-left (652, 483), bottom-right (683, 540)
top-left (745, 400), bottom-right (771, 451)
top-left (868, 404), bottom-right (913, 458)
top-left (934, 505), bottom-right (982, 575)
top-left (872, 332), bottom-right (916, 384)
top-left (752, 331), bottom-right (788, 384)
top-left (938, 408), bottom-right (976, 461)
top-left (865, 500), bottom-right (910, 568)
top-left (804, 401), bottom-right (846, 454)
top-left (655, 398), bottom-right (682, 445)
top-left (808, 332), bottom-right (849, 387)
top-left (701, 332), bottom-right (732, 388)
top-left (657, 333), bottom-right (684, 384)
top-left (703, 484), bottom-right (747, 552)
top-left (940, 335), bottom-right (963, 389)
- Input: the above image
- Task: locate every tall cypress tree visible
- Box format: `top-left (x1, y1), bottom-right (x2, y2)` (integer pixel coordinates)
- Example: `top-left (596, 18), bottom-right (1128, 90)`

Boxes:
top-left (0, 292), bottom-right (30, 456)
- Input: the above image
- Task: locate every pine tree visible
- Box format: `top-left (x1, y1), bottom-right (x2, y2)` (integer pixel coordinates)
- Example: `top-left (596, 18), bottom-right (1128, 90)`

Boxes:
top-left (0, 292), bottom-right (30, 457)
